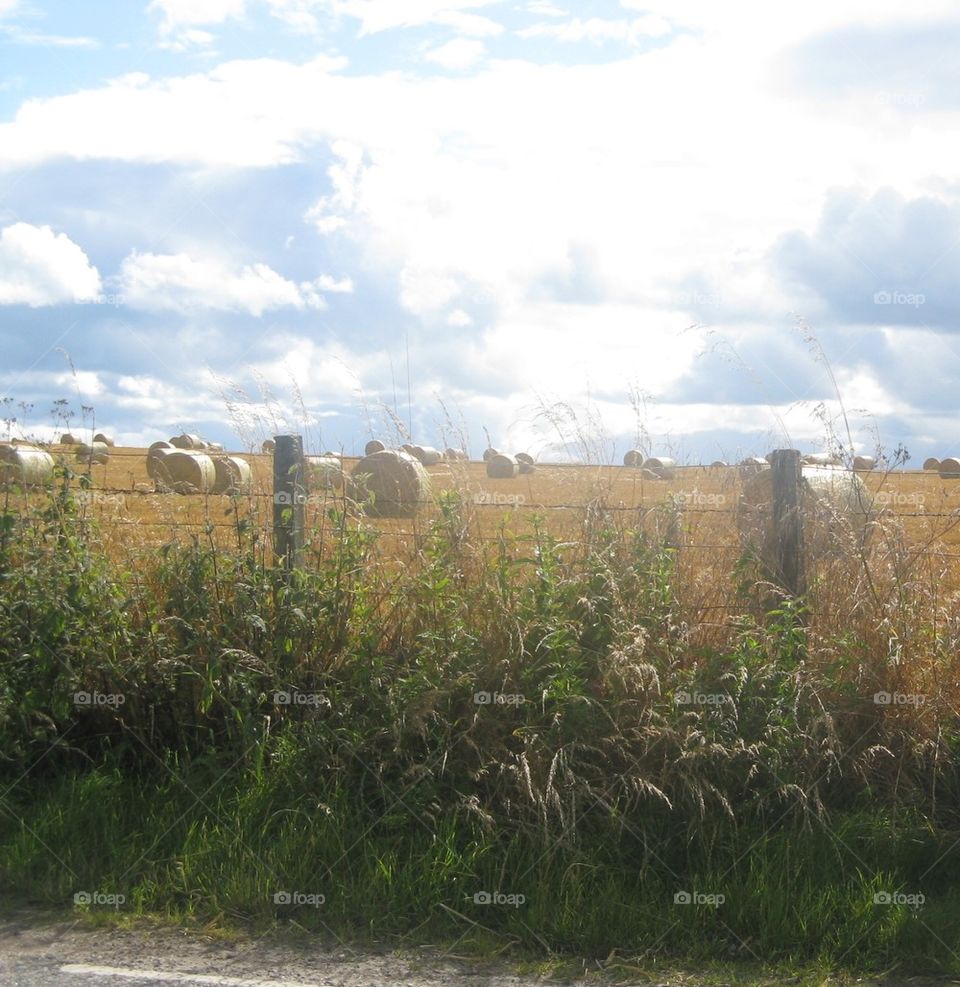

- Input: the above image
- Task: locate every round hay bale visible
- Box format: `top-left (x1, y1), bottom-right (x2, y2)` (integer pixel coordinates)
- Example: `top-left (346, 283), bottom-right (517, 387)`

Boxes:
top-left (206, 441), bottom-right (224, 453)
top-left (170, 433), bottom-right (204, 450)
top-left (853, 455), bottom-right (877, 471)
top-left (150, 450), bottom-right (215, 493)
top-left (93, 432), bottom-right (115, 448)
top-left (939, 457), bottom-right (960, 479)
top-left (411, 445), bottom-right (442, 467)
top-left (644, 456), bottom-right (675, 479)
top-left (739, 456), bottom-right (769, 478)
top-left (146, 440), bottom-right (172, 473)
top-left (59, 433), bottom-right (77, 445)
top-left (924, 457), bottom-right (942, 471)
top-left (75, 441), bottom-right (110, 465)
top-left (305, 455), bottom-right (344, 491)
top-left (212, 455), bottom-right (252, 494)
top-left (365, 439), bottom-right (386, 456)
top-left (482, 447), bottom-right (500, 462)
top-left (623, 449), bottom-right (644, 467)
top-left (443, 447), bottom-right (467, 461)
top-left (350, 449), bottom-right (430, 518)
top-left (514, 452), bottom-right (535, 474)
top-left (0, 445), bottom-right (54, 486)
top-left (147, 446), bottom-right (176, 482)
top-left (738, 464), bottom-right (871, 568)
top-left (710, 460), bottom-right (728, 467)
top-left (262, 439), bottom-right (276, 454)
top-left (801, 452), bottom-right (842, 466)
top-left (486, 453), bottom-right (519, 479)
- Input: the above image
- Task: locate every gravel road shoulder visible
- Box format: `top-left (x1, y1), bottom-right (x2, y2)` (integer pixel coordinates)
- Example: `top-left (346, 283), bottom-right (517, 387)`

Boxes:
top-left (0, 907), bottom-right (955, 987)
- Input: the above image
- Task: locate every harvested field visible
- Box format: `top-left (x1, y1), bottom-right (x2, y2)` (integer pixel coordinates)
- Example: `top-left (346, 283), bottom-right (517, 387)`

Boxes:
top-left (6, 444), bottom-right (960, 621)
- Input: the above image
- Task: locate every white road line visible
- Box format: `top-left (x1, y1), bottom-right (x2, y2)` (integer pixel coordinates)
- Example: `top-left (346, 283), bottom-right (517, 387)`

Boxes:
top-left (60, 963), bottom-right (325, 986)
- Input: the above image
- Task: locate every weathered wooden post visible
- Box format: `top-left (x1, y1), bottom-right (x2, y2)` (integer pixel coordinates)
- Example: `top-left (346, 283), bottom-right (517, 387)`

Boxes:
top-left (769, 448), bottom-right (805, 598)
top-left (272, 434), bottom-right (305, 570)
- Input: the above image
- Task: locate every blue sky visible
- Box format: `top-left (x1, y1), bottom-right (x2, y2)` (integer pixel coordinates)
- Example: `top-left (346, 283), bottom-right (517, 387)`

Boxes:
top-left (1, 0), bottom-right (959, 461)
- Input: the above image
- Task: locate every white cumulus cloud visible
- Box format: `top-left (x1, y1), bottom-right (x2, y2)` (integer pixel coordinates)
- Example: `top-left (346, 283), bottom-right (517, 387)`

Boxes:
top-left (0, 222), bottom-right (102, 306)
top-left (519, 15), bottom-right (671, 44)
top-left (424, 38), bottom-right (487, 69)
top-left (148, 0), bottom-right (246, 31)
top-left (332, 0), bottom-right (502, 35)
top-left (117, 251), bottom-right (332, 315)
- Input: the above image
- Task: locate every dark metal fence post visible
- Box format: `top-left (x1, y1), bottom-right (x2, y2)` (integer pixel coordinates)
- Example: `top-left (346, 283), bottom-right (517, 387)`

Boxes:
top-left (272, 434), bottom-right (305, 570)
top-left (769, 448), bottom-right (805, 597)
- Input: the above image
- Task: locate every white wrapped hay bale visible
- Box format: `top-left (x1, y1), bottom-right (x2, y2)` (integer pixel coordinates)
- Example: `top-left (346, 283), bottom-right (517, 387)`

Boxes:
top-left (350, 449), bottom-right (430, 517)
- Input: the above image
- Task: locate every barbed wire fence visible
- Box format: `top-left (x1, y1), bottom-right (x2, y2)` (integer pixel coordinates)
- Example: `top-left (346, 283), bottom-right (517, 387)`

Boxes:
top-left (5, 438), bottom-right (960, 638)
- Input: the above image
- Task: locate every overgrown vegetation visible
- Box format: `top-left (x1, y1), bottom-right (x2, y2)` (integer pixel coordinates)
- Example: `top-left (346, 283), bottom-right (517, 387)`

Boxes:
top-left (1, 469), bottom-right (960, 975)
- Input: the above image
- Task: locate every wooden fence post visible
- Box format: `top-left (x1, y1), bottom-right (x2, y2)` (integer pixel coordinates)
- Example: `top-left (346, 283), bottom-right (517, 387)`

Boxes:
top-left (769, 448), bottom-right (805, 598)
top-left (272, 434), bottom-right (305, 570)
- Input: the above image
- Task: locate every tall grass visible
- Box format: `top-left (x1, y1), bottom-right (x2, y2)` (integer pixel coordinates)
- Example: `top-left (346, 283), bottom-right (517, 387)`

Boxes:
top-left (1, 470), bottom-right (959, 972)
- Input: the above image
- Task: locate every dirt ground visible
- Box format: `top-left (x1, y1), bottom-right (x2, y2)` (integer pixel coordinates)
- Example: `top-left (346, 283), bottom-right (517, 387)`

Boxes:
top-left (1, 908), bottom-right (958, 987)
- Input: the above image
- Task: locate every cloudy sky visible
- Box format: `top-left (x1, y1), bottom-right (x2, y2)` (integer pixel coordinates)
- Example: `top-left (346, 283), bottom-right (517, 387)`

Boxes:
top-left (1, 0), bottom-right (958, 461)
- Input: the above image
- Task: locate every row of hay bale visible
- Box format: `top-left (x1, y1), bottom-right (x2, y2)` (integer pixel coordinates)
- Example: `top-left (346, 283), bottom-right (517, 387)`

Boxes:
top-left (168, 433), bottom-right (224, 452)
top-left (923, 457), bottom-right (960, 478)
top-left (622, 451), bottom-right (877, 473)
top-left (482, 448), bottom-right (535, 478)
top-left (146, 442), bottom-right (251, 495)
top-left (60, 432), bottom-right (115, 465)
top-left (800, 452), bottom-right (876, 471)
top-left (60, 431), bottom-right (115, 448)
top-left (622, 451), bottom-right (677, 479)
top-left (261, 441), bottom-right (426, 516)
top-left (0, 439), bottom-right (120, 483)
top-left (363, 439), bottom-right (471, 466)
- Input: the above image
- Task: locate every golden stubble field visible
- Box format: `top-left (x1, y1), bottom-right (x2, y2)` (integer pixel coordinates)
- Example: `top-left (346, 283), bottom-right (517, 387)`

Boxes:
top-left (6, 444), bottom-right (958, 608)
